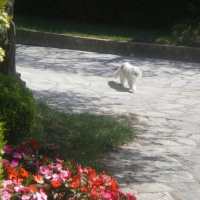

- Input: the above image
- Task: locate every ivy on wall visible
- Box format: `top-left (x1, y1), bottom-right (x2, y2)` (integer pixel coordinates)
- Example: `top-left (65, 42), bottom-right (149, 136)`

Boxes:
top-left (0, 0), bottom-right (10, 62)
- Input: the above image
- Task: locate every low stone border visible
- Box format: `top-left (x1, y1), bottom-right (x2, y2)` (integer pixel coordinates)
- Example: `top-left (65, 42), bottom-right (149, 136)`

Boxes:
top-left (16, 28), bottom-right (200, 63)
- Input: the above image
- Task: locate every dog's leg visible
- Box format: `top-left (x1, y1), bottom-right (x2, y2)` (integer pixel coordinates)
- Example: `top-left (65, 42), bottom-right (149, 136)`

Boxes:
top-left (120, 74), bottom-right (126, 86)
top-left (128, 80), bottom-right (136, 91)
top-left (132, 84), bottom-right (136, 91)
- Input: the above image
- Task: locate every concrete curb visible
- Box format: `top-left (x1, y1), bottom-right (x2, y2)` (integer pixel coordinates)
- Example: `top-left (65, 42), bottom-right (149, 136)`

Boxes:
top-left (16, 28), bottom-right (200, 63)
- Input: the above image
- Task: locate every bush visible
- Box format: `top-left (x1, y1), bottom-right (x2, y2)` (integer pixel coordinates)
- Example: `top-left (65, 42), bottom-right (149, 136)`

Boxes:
top-left (0, 73), bottom-right (35, 144)
top-left (171, 19), bottom-right (200, 46)
top-left (0, 118), bottom-right (6, 185)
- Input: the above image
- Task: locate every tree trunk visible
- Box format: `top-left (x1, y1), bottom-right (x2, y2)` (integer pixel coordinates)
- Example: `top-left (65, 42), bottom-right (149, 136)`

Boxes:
top-left (0, 0), bottom-right (19, 79)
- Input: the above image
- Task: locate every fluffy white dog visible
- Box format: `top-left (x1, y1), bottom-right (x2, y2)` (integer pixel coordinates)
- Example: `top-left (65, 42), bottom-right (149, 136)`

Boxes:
top-left (114, 62), bottom-right (142, 91)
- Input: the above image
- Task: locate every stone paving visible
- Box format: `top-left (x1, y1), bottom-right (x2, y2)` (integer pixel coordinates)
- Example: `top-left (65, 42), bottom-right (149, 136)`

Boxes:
top-left (16, 44), bottom-right (200, 200)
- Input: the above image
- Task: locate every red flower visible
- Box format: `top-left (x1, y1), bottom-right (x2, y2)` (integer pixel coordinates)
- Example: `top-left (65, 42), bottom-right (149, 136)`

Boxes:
top-left (44, 157), bottom-right (49, 163)
top-left (20, 168), bottom-right (29, 178)
top-left (51, 146), bottom-right (56, 150)
top-left (33, 145), bottom-right (41, 150)
top-left (69, 175), bottom-right (81, 189)
top-left (88, 190), bottom-right (101, 200)
top-left (7, 169), bottom-right (20, 181)
top-left (126, 193), bottom-right (137, 200)
top-left (59, 193), bottom-right (64, 197)
top-left (34, 174), bottom-right (44, 184)
top-left (80, 186), bottom-right (87, 192)
top-left (88, 168), bottom-right (95, 174)
top-left (51, 180), bottom-right (62, 188)
top-left (29, 184), bottom-right (38, 192)
top-left (31, 140), bottom-right (37, 144)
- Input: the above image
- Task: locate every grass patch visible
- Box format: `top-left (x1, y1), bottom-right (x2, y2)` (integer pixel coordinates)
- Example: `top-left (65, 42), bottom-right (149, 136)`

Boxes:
top-left (13, 14), bottom-right (172, 45)
top-left (26, 100), bottom-right (136, 172)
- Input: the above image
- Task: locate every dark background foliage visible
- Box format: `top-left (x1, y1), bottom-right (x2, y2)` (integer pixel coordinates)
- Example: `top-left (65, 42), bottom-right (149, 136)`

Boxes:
top-left (14, 0), bottom-right (200, 30)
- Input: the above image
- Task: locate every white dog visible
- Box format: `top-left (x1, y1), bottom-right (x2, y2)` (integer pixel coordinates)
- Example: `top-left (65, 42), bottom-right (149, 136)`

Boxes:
top-left (114, 62), bottom-right (142, 91)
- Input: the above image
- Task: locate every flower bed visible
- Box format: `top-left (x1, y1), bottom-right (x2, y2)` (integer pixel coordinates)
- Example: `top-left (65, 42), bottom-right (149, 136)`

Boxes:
top-left (0, 140), bottom-right (136, 200)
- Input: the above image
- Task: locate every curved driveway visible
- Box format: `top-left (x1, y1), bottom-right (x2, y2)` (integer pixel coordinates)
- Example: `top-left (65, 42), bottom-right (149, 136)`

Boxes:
top-left (16, 44), bottom-right (200, 200)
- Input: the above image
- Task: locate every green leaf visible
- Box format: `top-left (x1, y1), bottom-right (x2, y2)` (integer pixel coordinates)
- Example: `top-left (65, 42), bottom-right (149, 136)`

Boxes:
top-left (76, 193), bottom-right (81, 199)
top-left (64, 183), bottom-right (69, 188)
top-left (33, 184), bottom-right (45, 188)
top-left (69, 189), bottom-right (76, 194)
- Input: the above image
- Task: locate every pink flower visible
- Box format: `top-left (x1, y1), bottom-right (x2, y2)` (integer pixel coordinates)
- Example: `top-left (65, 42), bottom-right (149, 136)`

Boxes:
top-left (56, 164), bottom-right (62, 170)
top-left (21, 187), bottom-right (32, 193)
top-left (48, 164), bottom-right (62, 170)
top-left (102, 193), bottom-right (112, 199)
top-left (111, 192), bottom-right (119, 200)
top-left (55, 158), bottom-right (64, 164)
top-left (34, 160), bottom-right (39, 168)
top-left (33, 190), bottom-right (47, 200)
top-left (60, 169), bottom-right (71, 180)
top-left (10, 160), bottom-right (19, 168)
top-left (83, 167), bottom-right (88, 174)
top-left (13, 152), bottom-right (22, 159)
top-left (1, 191), bottom-right (11, 200)
top-left (52, 173), bottom-right (60, 181)
top-left (68, 195), bottom-right (77, 200)
top-left (2, 180), bottom-right (13, 188)
top-left (14, 183), bottom-right (24, 192)
top-left (2, 159), bottom-right (9, 165)
top-left (23, 149), bottom-right (30, 156)
top-left (78, 165), bottom-right (83, 174)
top-left (39, 166), bottom-right (50, 175)
top-left (39, 190), bottom-right (48, 200)
top-left (22, 194), bottom-right (31, 200)
top-left (102, 192), bottom-right (119, 200)
top-left (2, 188), bottom-right (14, 193)
top-left (3, 145), bottom-right (13, 154)
top-left (126, 193), bottom-right (137, 200)
top-left (44, 171), bottom-right (53, 180)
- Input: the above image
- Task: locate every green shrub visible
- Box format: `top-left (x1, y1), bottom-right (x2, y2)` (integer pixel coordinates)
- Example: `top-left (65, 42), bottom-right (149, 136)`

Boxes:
top-left (171, 19), bottom-right (200, 46)
top-left (0, 73), bottom-right (35, 144)
top-left (0, 118), bottom-right (6, 185)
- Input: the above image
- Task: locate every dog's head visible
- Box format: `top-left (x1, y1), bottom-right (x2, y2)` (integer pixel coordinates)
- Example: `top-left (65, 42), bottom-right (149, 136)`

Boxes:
top-left (133, 69), bottom-right (142, 78)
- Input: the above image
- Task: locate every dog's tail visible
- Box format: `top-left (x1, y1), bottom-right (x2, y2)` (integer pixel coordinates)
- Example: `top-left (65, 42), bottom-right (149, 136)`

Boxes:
top-left (114, 64), bottom-right (124, 78)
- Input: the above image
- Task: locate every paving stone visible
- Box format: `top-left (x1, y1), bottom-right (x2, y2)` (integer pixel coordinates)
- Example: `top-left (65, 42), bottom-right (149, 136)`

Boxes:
top-left (169, 182), bottom-right (200, 192)
top-left (129, 183), bottom-right (173, 193)
top-left (144, 111), bottom-right (170, 118)
top-left (141, 170), bottom-right (196, 183)
top-left (181, 71), bottom-right (199, 75)
top-left (136, 193), bottom-right (174, 200)
top-left (163, 145), bottom-right (195, 156)
top-left (172, 138), bottom-right (196, 146)
top-left (151, 103), bottom-right (184, 110)
top-left (177, 98), bottom-right (200, 105)
top-left (99, 92), bottom-right (132, 100)
top-left (189, 134), bottom-right (200, 145)
top-left (16, 44), bottom-right (200, 200)
top-left (170, 80), bottom-right (187, 88)
top-left (162, 110), bottom-right (184, 115)
top-left (155, 155), bottom-right (182, 169)
top-left (182, 76), bottom-right (198, 80)
top-left (27, 82), bottom-right (56, 91)
top-left (171, 191), bottom-right (200, 200)
top-left (167, 120), bottom-right (200, 133)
